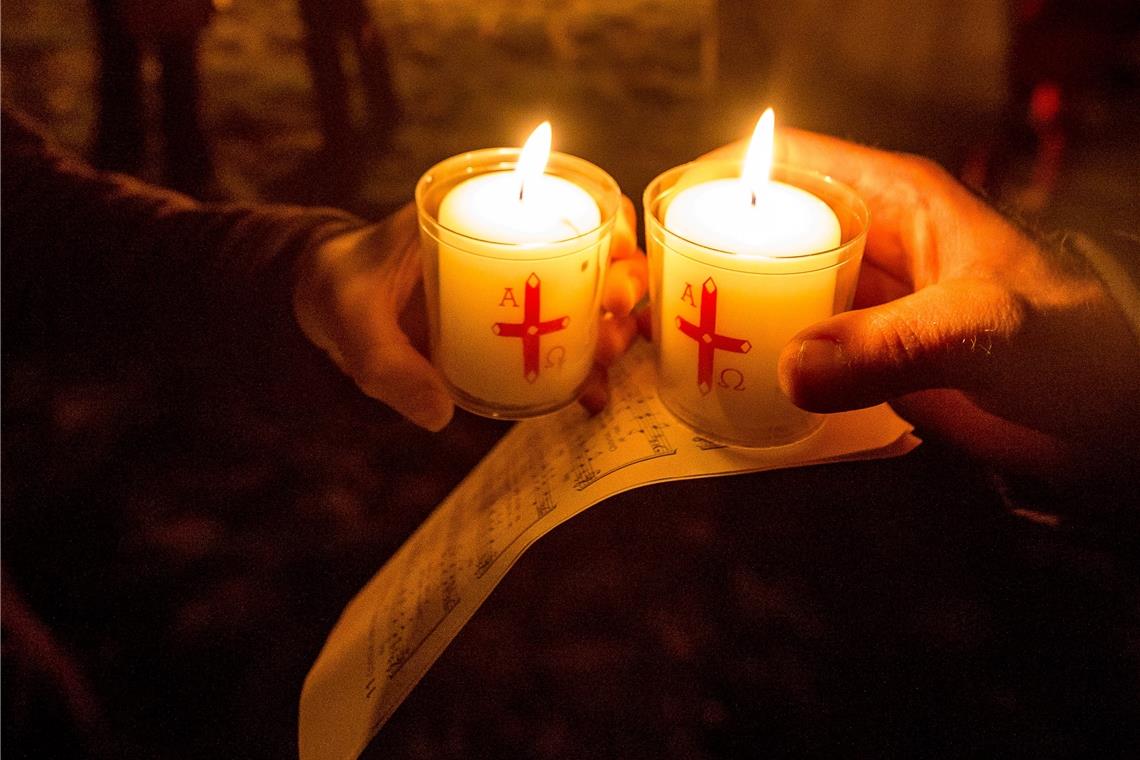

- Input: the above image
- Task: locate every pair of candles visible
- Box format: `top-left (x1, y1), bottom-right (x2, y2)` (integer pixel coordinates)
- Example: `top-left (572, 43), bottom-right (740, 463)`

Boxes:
top-left (415, 110), bottom-right (868, 447)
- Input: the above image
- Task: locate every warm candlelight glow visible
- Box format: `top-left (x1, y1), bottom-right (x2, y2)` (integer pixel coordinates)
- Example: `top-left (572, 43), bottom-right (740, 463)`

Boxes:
top-left (740, 107), bottom-right (775, 206)
top-left (515, 121), bottom-right (552, 201)
top-left (420, 121), bottom-right (614, 417)
top-left (648, 102), bottom-right (862, 447)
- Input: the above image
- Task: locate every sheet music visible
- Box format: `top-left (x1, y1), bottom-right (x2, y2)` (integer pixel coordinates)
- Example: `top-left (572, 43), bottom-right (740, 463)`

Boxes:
top-left (299, 341), bottom-right (918, 760)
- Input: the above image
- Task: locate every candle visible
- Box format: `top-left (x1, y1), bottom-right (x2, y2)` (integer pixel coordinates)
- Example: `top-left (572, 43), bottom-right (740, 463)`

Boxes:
top-left (416, 123), bottom-right (619, 418)
top-left (645, 109), bottom-right (866, 447)
top-left (664, 110), bottom-right (840, 257)
top-left (437, 124), bottom-right (600, 244)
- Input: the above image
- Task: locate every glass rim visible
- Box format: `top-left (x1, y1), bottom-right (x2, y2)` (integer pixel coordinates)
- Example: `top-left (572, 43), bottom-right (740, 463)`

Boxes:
top-left (652, 237), bottom-right (863, 275)
top-left (418, 222), bottom-right (615, 260)
top-left (643, 159), bottom-right (869, 261)
top-left (416, 146), bottom-right (621, 250)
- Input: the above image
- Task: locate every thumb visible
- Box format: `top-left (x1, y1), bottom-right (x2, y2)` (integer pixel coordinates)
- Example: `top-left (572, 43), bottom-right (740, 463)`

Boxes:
top-left (778, 279), bottom-right (1024, 412)
top-left (342, 336), bottom-right (454, 431)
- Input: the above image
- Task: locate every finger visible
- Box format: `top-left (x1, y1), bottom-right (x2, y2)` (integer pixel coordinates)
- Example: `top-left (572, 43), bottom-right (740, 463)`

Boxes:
top-left (852, 259), bottom-right (911, 309)
top-left (578, 363), bottom-right (610, 416)
top-left (329, 276), bottom-right (453, 431)
top-left (778, 278), bottom-right (1024, 412)
top-left (776, 128), bottom-right (904, 190)
top-left (699, 138), bottom-right (746, 162)
top-left (342, 333), bottom-right (454, 431)
top-left (609, 195), bottom-right (640, 262)
top-left (891, 389), bottom-right (1074, 480)
top-left (368, 205), bottom-right (423, 312)
top-left (602, 257), bottom-right (647, 317)
top-left (594, 310), bottom-right (639, 368)
top-left (780, 129), bottom-right (1019, 288)
top-left (297, 209), bottom-right (422, 345)
top-left (636, 299), bottom-right (653, 340)
top-left (781, 130), bottom-right (940, 280)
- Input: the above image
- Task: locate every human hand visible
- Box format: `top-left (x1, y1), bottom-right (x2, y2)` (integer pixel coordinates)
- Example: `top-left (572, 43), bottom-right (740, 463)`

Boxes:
top-left (579, 195), bottom-right (647, 413)
top-left (293, 200), bottom-right (646, 431)
top-left (706, 131), bottom-right (1140, 481)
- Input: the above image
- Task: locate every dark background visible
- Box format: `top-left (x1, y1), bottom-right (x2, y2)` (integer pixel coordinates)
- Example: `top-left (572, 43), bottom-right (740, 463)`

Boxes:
top-left (3, 1), bottom-right (1140, 757)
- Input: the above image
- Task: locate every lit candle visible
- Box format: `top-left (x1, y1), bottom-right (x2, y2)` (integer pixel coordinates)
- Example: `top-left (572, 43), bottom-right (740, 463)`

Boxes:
top-left (417, 123), bottom-right (618, 418)
top-left (645, 108), bottom-right (865, 446)
top-left (437, 123), bottom-right (600, 244)
top-left (664, 111), bottom-right (840, 256)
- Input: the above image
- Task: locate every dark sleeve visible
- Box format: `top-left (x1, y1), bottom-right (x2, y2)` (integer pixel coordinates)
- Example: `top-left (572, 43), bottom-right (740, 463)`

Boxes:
top-left (1066, 231), bottom-right (1140, 350)
top-left (1, 105), bottom-right (368, 354)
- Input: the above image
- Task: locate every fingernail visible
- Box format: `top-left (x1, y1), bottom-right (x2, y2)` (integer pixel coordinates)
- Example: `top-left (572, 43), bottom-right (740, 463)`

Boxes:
top-left (609, 276), bottom-right (642, 317)
top-left (780, 339), bottom-right (846, 406)
top-left (577, 371), bottom-right (609, 416)
top-left (797, 338), bottom-right (846, 376)
top-left (580, 386), bottom-right (609, 416)
top-left (404, 390), bottom-right (453, 431)
top-left (624, 279), bottom-right (642, 315)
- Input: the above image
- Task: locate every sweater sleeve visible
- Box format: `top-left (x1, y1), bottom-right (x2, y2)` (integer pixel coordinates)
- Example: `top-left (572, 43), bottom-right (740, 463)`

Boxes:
top-left (1, 105), bottom-right (369, 354)
top-left (1065, 231), bottom-right (1140, 350)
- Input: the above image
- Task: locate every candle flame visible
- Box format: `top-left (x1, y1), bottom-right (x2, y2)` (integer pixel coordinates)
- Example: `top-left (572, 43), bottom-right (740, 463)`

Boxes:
top-left (741, 107), bottom-right (774, 206)
top-left (515, 121), bottom-right (552, 201)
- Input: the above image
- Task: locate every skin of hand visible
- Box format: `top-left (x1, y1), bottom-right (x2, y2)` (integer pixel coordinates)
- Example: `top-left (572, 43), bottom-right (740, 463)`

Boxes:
top-left (293, 199), bottom-right (646, 432)
top-left (705, 130), bottom-right (1140, 482)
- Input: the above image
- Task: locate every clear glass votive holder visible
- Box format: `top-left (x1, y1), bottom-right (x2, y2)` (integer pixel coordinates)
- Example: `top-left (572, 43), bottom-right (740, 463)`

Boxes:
top-left (416, 148), bottom-right (620, 419)
top-left (644, 161), bottom-right (869, 447)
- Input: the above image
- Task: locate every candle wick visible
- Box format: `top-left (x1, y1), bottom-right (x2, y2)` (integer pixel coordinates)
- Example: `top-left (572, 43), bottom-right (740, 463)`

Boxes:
top-left (519, 182), bottom-right (525, 202)
top-left (750, 189), bottom-right (757, 207)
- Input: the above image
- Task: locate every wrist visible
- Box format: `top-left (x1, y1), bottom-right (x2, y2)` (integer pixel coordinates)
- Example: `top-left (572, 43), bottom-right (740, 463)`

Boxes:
top-left (291, 222), bottom-right (368, 354)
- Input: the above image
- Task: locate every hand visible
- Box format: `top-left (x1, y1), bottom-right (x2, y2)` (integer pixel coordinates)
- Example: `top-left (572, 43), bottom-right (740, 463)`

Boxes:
top-left (293, 200), bottom-right (646, 431)
top-left (706, 131), bottom-right (1140, 481)
top-left (579, 195), bottom-right (647, 413)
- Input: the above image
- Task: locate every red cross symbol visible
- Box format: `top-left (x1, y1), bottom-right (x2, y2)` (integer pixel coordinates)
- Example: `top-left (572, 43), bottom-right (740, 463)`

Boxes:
top-left (676, 277), bottom-right (751, 395)
top-left (493, 273), bottom-right (569, 383)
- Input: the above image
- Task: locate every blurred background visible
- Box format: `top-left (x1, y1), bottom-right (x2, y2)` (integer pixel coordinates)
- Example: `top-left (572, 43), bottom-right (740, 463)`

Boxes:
top-left (5, 0), bottom-right (1139, 228)
top-left (3, 1), bottom-right (1140, 758)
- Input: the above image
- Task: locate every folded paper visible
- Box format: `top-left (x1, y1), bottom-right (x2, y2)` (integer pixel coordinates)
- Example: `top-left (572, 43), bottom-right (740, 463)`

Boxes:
top-left (299, 340), bottom-right (919, 760)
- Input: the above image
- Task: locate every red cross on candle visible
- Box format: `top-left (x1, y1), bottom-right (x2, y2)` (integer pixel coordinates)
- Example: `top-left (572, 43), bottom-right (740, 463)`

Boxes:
top-left (676, 277), bottom-right (751, 395)
top-left (493, 272), bottom-right (569, 383)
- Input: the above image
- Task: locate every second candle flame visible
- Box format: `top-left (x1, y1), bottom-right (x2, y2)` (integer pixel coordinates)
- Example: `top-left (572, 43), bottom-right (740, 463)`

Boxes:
top-left (515, 121), bottom-right (552, 202)
top-left (741, 108), bottom-right (775, 207)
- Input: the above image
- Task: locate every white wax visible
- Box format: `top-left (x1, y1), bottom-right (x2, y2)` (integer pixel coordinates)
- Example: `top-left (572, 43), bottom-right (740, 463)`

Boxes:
top-left (665, 179), bottom-right (840, 257)
top-left (434, 170), bottom-right (606, 412)
top-left (438, 171), bottom-right (600, 245)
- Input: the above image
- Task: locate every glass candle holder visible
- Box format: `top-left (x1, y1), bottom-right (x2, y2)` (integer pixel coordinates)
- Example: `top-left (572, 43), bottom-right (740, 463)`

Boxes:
top-left (416, 148), bottom-right (620, 419)
top-left (644, 161), bottom-right (868, 447)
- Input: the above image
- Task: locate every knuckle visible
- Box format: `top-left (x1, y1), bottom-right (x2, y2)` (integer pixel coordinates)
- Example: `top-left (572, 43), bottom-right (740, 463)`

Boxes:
top-left (343, 344), bottom-right (398, 394)
top-left (965, 281), bottom-right (1027, 345)
top-left (867, 309), bottom-right (924, 370)
top-left (986, 284), bottom-right (1028, 337)
top-left (950, 281), bottom-right (1028, 387)
top-left (904, 154), bottom-right (953, 187)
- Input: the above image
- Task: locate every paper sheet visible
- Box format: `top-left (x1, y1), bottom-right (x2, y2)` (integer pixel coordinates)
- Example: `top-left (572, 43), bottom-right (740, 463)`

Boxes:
top-left (299, 341), bottom-right (919, 760)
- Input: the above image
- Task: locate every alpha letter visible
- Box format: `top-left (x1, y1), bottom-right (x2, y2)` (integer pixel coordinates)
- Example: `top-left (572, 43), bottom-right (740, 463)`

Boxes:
top-left (680, 283), bottom-right (696, 307)
top-left (499, 287), bottom-right (519, 307)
